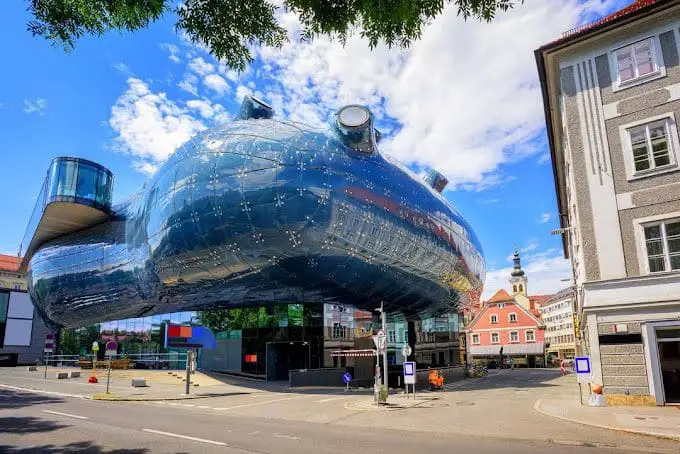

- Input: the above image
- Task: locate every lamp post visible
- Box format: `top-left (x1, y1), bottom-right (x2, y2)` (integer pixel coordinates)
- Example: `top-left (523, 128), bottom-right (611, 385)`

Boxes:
top-left (375, 301), bottom-right (388, 388)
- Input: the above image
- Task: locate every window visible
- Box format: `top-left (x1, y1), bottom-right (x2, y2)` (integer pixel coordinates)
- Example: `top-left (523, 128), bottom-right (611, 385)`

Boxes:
top-left (628, 120), bottom-right (672, 173)
top-left (643, 220), bottom-right (680, 272)
top-left (513, 285), bottom-right (517, 293)
top-left (332, 323), bottom-right (347, 339)
top-left (490, 314), bottom-right (498, 324)
top-left (615, 38), bottom-right (658, 84)
top-left (526, 330), bottom-right (535, 342)
top-left (509, 313), bottom-right (517, 323)
top-left (472, 334), bottom-right (480, 345)
top-left (519, 284), bottom-right (524, 293)
top-left (491, 332), bottom-right (499, 344)
top-left (510, 331), bottom-right (519, 343)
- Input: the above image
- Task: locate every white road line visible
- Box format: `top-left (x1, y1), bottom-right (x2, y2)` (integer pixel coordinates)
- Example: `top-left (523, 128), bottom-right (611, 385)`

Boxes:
top-left (213, 395), bottom-right (302, 411)
top-left (315, 395), bottom-right (354, 403)
top-left (181, 404), bottom-right (195, 407)
top-left (42, 410), bottom-right (89, 420)
top-left (168, 402), bottom-right (182, 406)
top-left (142, 428), bottom-right (226, 446)
top-left (197, 405), bottom-right (209, 409)
top-left (274, 434), bottom-right (301, 440)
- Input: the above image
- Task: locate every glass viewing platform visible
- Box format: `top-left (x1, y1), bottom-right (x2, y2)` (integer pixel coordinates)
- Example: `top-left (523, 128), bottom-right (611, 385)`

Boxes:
top-left (19, 157), bottom-right (114, 271)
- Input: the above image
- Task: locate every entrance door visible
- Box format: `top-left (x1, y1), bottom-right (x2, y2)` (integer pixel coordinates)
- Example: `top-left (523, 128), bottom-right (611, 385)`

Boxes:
top-left (657, 329), bottom-right (680, 404)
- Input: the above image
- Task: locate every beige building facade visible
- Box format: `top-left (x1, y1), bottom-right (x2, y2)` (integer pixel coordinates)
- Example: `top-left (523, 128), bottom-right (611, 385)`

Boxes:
top-left (537, 0), bottom-right (680, 405)
top-left (540, 288), bottom-right (577, 361)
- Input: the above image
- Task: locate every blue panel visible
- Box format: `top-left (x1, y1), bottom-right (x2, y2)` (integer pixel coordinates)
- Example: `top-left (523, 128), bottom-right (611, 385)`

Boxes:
top-left (27, 108), bottom-right (485, 328)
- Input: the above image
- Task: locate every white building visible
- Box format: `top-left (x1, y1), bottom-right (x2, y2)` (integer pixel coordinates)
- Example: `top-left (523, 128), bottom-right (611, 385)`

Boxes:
top-left (540, 288), bottom-right (577, 362)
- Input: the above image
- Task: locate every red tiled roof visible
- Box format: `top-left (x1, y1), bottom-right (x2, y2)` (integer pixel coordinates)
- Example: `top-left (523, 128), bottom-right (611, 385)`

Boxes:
top-left (529, 295), bottom-right (554, 307)
top-left (486, 289), bottom-right (514, 303)
top-left (0, 254), bottom-right (21, 272)
top-left (544, 0), bottom-right (661, 48)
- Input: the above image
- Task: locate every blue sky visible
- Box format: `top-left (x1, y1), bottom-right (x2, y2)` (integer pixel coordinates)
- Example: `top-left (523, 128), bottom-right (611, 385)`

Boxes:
top-left (0, 1), bottom-right (628, 298)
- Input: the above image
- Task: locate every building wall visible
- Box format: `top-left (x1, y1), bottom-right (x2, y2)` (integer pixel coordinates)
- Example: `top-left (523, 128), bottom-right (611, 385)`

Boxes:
top-left (550, 8), bottom-right (680, 403)
top-left (541, 296), bottom-right (577, 358)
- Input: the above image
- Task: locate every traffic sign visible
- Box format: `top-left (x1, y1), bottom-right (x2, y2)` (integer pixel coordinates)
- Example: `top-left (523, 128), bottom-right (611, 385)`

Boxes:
top-left (575, 356), bottom-right (591, 384)
top-left (105, 341), bottom-right (117, 357)
top-left (401, 344), bottom-right (412, 358)
top-left (91, 341), bottom-right (99, 352)
top-left (44, 333), bottom-right (55, 353)
top-left (343, 372), bottom-right (352, 384)
top-left (372, 329), bottom-right (387, 352)
top-left (403, 361), bottom-right (416, 385)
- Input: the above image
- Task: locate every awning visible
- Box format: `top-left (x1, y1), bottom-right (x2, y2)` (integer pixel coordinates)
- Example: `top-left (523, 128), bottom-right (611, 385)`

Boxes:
top-left (331, 349), bottom-right (376, 357)
top-left (469, 343), bottom-right (544, 356)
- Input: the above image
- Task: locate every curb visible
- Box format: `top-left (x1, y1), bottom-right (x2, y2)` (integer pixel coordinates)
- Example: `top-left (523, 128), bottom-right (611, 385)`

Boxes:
top-left (0, 383), bottom-right (90, 400)
top-left (90, 393), bottom-right (245, 402)
top-left (533, 398), bottom-right (680, 442)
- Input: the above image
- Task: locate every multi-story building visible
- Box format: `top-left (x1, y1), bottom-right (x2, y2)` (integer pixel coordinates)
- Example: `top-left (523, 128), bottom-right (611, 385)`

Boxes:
top-left (540, 288), bottom-right (577, 362)
top-left (466, 252), bottom-right (549, 367)
top-left (536, 0), bottom-right (680, 405)
top-left (0, 254), bottom-right (50, 365)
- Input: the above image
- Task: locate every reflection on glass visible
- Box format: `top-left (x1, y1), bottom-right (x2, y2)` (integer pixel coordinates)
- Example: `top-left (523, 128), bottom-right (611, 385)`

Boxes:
top-left (57, 160), bottom-right (77, 197)
top-left (76, 163), bottom-right (98, 200)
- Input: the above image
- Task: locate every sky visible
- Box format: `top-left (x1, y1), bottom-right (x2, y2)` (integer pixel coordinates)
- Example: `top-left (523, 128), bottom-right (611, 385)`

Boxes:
top-left (0, 0), bottom-right (630, 299)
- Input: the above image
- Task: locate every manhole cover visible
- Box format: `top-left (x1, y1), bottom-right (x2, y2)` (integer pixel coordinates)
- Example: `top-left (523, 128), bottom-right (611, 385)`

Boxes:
top-left (455, 401), bottom-right (475, 406)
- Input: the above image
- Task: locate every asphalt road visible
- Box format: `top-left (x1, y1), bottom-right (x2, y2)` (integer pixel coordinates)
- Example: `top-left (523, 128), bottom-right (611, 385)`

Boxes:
top-left (1, 386), bottom-right (678, 454)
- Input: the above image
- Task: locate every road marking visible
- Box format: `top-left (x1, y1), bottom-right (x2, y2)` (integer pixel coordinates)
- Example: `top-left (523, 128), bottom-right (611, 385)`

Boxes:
top-left (168, 402), bottom-right (182, 406)
top-left (274, 434), bottom-right (301, 440)
top-left (0, 384), bottom-right (88, 399)
top-left (181, 404), bottom-right (195, 407)
top-left (197, 405), bottom-right (209, 409)
top-left (42, 410), bottom-right (88, 420)
top-left (315, 395), bottom-right (355, 402)
top-left (213, 395), bottom-right (302, 411)
top-left (142, 428), bottom-right (226, 446)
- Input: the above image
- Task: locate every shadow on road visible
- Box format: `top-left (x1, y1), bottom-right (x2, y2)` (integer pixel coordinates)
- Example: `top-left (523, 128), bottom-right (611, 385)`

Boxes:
top-left (0, 442), bottom-right (148, 453)
top-left (0, 389), bottom-right (65, 410)
top-left (452, 369), bottom-right (565, 393)
top-left (0, 416), bottom-right (66, 434)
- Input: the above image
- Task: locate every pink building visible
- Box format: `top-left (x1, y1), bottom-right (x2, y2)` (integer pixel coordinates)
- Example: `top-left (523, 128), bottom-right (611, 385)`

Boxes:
top-left (466, 251), bottom-right (549, 368)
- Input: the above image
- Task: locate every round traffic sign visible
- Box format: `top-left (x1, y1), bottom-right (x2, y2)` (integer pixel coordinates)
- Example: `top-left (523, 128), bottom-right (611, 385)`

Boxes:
top-left (401, 344), bottom-right (412, 358)
top-left (91, 341), bottom-right (99, 352)
top-left (343, 372), bottom-right (352, 383)
top-left (105, 341), bottom-right (117, 352)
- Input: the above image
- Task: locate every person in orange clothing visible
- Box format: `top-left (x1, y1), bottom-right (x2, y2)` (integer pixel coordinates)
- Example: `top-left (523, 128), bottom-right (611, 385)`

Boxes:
top-left (429, 369), bottom-right (444, 390)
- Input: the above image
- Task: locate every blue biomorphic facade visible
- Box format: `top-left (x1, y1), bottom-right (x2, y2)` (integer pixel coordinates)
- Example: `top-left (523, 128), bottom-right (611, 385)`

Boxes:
top-left (25, 99), bottom-right (485, 330)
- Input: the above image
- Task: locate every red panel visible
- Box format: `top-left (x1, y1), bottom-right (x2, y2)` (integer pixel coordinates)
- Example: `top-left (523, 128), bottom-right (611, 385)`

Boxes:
top-left (245, 354), bottom-right (257, 363)
top-left (179, 326), bottom-right (192, 338)
top-left (168, 325), bottom-right (180, 337)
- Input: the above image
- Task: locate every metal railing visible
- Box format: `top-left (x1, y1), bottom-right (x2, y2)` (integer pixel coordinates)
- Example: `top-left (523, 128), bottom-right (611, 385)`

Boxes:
top-left (41, 353), bottom-right (189, 370)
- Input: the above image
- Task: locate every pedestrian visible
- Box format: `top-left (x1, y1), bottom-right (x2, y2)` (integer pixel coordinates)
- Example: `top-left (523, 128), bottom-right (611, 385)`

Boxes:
top-left (560, 359), bottom-right (567, 376)
top-left (509, 357), bottom-right (514, 370)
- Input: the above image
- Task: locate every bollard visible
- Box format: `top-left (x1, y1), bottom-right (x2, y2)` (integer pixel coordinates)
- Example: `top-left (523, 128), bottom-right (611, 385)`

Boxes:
top-left (69, 371), bottom-right (81, 378)
top-left (131, 378), bottom-right (147, 387)
top-left (55, 372), bottom-right (68, 379)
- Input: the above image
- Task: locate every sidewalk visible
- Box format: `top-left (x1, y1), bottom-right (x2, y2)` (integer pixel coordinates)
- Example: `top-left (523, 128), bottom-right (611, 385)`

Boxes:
top-left (0, 367), bottom-right (258, 401)
top-left (535, 397), bottom-right (680, 441)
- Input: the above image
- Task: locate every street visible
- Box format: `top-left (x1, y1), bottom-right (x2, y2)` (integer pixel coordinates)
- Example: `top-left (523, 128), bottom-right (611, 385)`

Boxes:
top-left (1, 369), bottom-right (679, 453)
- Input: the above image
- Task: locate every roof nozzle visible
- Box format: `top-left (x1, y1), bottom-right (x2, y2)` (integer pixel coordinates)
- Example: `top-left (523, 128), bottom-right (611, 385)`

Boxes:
top-left (237, 95), bottom-right (274, 120)
top-left (334, 105), bottom-right (378, 154)
top-left (424, 169), bottom-right (448, 193)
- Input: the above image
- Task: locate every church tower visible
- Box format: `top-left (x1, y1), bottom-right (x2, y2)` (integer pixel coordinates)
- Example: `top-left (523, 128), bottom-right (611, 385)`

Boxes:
top-left (509, 249), bottom-right (528, 297)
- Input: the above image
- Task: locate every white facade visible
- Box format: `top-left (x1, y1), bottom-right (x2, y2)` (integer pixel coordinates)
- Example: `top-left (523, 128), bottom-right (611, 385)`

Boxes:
top-left (540, 292), bottom-right (576, 360)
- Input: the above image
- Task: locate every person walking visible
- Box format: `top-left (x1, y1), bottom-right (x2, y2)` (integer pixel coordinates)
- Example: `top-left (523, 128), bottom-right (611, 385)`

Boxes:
top-left (509, 357), bottom-right (514, 370)
top-left (560, 359), bottom-right (567, 376)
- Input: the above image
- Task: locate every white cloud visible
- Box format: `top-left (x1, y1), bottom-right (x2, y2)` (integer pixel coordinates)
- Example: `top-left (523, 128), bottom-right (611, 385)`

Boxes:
top-left (235, 84), bottom-right (253, 102)
top-left (160, 43), bottom-right (181, 63)
top-left (113, 63), bottom-right (131, 74)
top-left (23, 98), bottom-right (47, 115)
top-left (539, 212), bottom-right (553, 224)
top-left (505, 239), bottom-right (539, 261)
top-left (186, 99), bottom-right (230, 122)
top-left (109, 78), bottom-right (206, 168)
top-left (538, 152), bottom-right (551, 164)
top-left (204, 74), bottom-right (230, 96)
top-left (484, 248), bottom-right (571, 299)
top-left (188, 57), bottom-right (214, 76)
top-left (247, 0), bottom-right (621, 190)
top-left (178, 73), bottom-right (199, 96)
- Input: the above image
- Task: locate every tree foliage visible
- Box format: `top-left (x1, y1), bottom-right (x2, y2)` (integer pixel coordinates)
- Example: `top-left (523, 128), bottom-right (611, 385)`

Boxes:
top-left (28, 0), bottom-right (522, 71)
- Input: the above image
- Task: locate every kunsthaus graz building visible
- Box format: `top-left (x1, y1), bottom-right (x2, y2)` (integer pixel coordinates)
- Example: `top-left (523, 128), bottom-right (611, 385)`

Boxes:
top-left (20, 97), bottom-right (485, 381)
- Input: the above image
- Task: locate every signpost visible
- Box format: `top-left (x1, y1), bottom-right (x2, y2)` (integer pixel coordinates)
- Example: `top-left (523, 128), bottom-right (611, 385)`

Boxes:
top-left (89, 341), bottom-right (99, 383)
top-left (43, 334), bottom-right (55, 379)
top-left (343, 372), bottom-right (352, 392)
top-left (163, 324), bottom-right (216, 395)
top-left (574, 356), bottom-right (591, 405)
top-left (403, 361), bottom-right (416, 399)
top-left (104, 341), bottom-right (117, 394)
